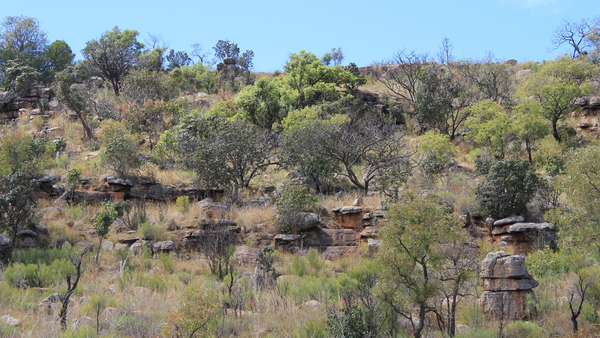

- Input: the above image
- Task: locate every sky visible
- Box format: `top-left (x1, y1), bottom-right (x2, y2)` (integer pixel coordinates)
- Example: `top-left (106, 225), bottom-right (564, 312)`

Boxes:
top-left (2, 0), bottom-right (599, 72)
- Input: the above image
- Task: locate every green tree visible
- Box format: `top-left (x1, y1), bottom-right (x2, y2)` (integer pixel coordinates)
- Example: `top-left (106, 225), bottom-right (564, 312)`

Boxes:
top-left (282, 50), bottom-right (361, 109)
top-left (377, 191), bottom-right (467, 338)
top-left (465, 99), bottom-right (512, 159)
top-left (512, 98), bottom-right (550, 163)
top-left (0, 130), bottom-right (49, 176)
top-left (475, 158), bottom-right (542, 219)
top-left (0, 174), bottom-right (39, 262)
top-left (54, 64), bottom-right (98, 139)
top-left (159, 113), bottom-right (276, 204)
top-left (83, 26), bottom-right (144, 96)
top-left (163, 285), bottom-right (221, 337)
top-left (97, 119), bottom-right (142, 177)
top-left (519, 56), bottom-right (597, 142)
top-left (40, 40), bottom-right (74, 83)
top-left (417, 131), bottom-right (458, 186)
top-left (94, 202), bottom-right (117, 264)
top-left (235, 77), bottom-right (284, 131)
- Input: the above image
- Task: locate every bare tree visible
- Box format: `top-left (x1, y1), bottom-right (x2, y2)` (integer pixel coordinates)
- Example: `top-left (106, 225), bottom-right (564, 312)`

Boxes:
top-left (372, 50), bottom-right (430, 106)
top-left (551, 17), bottom-right (599, 58)
top-left (197, 230), bottom-right (235, 280)
top-left (59, 248), bottom-right (86, 330)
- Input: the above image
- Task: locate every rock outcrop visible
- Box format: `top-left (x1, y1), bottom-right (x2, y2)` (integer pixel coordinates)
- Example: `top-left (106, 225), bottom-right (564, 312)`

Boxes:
top-left (491, 217), bottom-right (558, 254)
top-left (480, 251), bottom-right (538, 319)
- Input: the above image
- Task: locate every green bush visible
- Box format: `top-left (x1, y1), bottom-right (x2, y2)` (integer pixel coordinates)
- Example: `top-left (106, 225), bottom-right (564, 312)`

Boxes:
top-left (4, 259), bottom-right (76, 288)
top-left (503, 320), bottom-right (545, 338)
top-left (158, 252), bottom-right (175, 274)
top-left (292, 255), bottom-right (308, 277)
top-left (175, 196), bottom-right (190, 213)
top-left (275, 183), bottom-right (319, 233)
top-left (139, 222), bottom-right (166, 241)
top-left (306, 249), bottom-right (325, 274)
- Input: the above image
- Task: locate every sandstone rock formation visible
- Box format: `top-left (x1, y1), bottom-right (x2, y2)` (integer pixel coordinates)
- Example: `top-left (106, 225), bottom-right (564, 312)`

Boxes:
top-left (480, 251), bottom-right (538, 319)
top-left (491, 217), bottom-right (558, 254)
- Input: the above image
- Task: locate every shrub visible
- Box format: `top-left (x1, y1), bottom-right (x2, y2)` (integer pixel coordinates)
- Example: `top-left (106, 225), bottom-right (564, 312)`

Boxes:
top-left (275, 183), bottom-right (319, 233)
top-left (292, 255), bottom-right (308, 277)
top-left (158, 252), bottom-right (175, 274)
top-left (175, 195), bottom-right (190, 213)
top-left (4, 259), bottom-right (76, 288)
top-left (162, 285), bottom-right (221, 338)
top-left (503, 320), bottom-right (545, 338)
top-left (139, 222), bottom-right (166, 241)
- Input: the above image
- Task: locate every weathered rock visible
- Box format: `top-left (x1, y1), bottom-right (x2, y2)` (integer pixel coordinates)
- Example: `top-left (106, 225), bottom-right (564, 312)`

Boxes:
top-left (1, 315), bottom-right (22, 327)
top-left (118, 237), bottom-right (139, 245)
top-left (482, 278), bottom-right (539, 291)
top-left (360, 226), bottom-right (381, 239)
top-left (234, 245), bottom-right (260, 266)
top-left (245, 232), bottom-right (273, 246)
top-left (493, 216), bottom-right (525, 227)
top-left (481, 252), bottom-right (531, 279)
top-left (102, 241), bottom-right (114, 251)
top-left (130, 242), bottom-right (143, 255)
top-left (303, 228), bottom-right (358, 247)
top-left (166, 218), bottom-right (178, 231)
top-left (295, 212), bottom-right (321, 231)
top-left (274, 234), bottom-right (301, 241)
top-left (258, 185), bottom-right (276, 194)
top-left (321, 246), bottom-right (358, 260)
top-left (76, 241), bottom-right (95, 252)
top-left (74, 316), bottom-right (95, 327)
top-left (481, 290), bottom-right (536, 319)
top-left (153, 240), bottom-right (175, 252)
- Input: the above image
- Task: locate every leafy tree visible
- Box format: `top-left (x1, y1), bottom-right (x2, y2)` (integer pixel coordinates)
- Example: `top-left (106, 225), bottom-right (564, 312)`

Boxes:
top-left (0, 15), bottom-right (47, 63)
top-left (475, 158), bottom-right (542, 219)
top-left (235, 77), bottom-right (284, 131)
top-left (512, 98), bottom-right (550, 163)
top-left (166, 49), bottom-right (192, 69)
top-left (83, 26), bottom-right (144, 96)
top-left (282, 50), bottom-right (361, 109)
top-left (321, 47), bottom-right (344, 66)
top-left (97, 119), bottom-right (142, 177)
top-left (94, 202), bottom-right (117, 264)
top-left (0, 130), bottom-right (49, 176)
top-left (159, 113), bottom-right (276, 204)
top-left (465, 99), bottom-right (512, 159)
top-left (519, 56), bottom-right (597, 142)
top-left (281, 98), bottom-right (412, 194)
top-left (54, 63), bottom-right (103, 139)
top-left (377, 191), bottom-right (468, 338)
top-left (456, 57), bottom-right (514, 103)
top-left (40, 40), bottom-right (74, 83)
top-left (0, 174), bottom-right (39, 262)
top-left (163, 285), bottom-right (221, 337)
top-left (170, 61), bottom-right (215, 92)
top-left (275, 183), bottom-right (319, 233)
top-left (122, 68), bottom-right (179, 104)
top-left (417, 131), bottom-right (458, 185)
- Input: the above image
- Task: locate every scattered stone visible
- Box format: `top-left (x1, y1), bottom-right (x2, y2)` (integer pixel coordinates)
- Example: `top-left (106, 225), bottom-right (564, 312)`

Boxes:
top-left (274, 234), bottom-right (301, 241)
top-left (234, 245), bottom-right (260, 266)
top-left (74, 316), bottom-right (94, 328)
top-left (102, 241), bottom-right (114, 251)
top-left (153, 240), bottom-right (175, 252)
top-left (76, 241), bottom-right (95, 252)
top-left (118, 237), bottom-right (139, 245)
top-left (1, 315), bottom-right (22, 327)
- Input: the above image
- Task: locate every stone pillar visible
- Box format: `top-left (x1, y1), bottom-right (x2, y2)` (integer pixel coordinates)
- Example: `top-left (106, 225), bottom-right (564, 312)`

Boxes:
top-left (480, 251), bottom-right (538, 319)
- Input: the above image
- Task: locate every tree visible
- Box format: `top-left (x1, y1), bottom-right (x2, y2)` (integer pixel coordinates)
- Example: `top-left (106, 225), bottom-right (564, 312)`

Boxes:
top-left (282, 50), bottom-right (362, 109)
top-left (197, 231), bottom-right (235, 280)
top-left (456, 57), bottom-right (514, 104)
top-left (465, 99), bottom-right (512, 159)
top-left (54, 64), bottom-right (99, 140)
top-left (163, 285), bottom-right (221, 337)
top-left (0, 174), bottom-right (39, 262)
top-left (372, 49), bottom-right (430, 106)
top-left (377, 191), bottom-right (469, 338)
top-left (83, 26), bottom-right (144, 95)
top-left (0, 130), bottom-right (49, 176)
top-left (166, 49), bottom-right (192, 69)
top-left (97, 119), bottom-right (142, 177)
top-left (213, 39), bottom-right (254, 71)
top-left (235, 77), bottom-right (284, 131)
top-left (322, 47), bottom-right (344, 66)
top-left (519, 56), bottom-right (597, 142)
top-left (551, 17), bottom-right (599, 58)
top-left (0, 15), bottom-right (47, 63)
top-left (281, 98), bottom-right (412, 194)
top-left (94, 202), bottom-right (117, 264)
top-left (40, 40), bottom-right (74, 83)
top-left (512, 99), bottom-right (550, 163)
top-left (159, 113), bottom-right (276, 204)
top-left (59, 244), bottom-right (86, 331)
top-left (475, 158), bottom-right (543, 219)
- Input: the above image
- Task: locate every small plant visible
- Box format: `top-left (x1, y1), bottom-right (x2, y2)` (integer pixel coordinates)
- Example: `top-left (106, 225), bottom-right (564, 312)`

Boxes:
top-left (52, 136), bottom-right (67, 154)
top-left (292, 255), bottom-right (308, 277)
top-left (158, 252), bottom-right (175, 273)
top-left (175, 195), bottom-right (190, 213)
top-left (306, 249), bottom-right (325, 274)
top-left (139, 222), bottom-right (166, 241)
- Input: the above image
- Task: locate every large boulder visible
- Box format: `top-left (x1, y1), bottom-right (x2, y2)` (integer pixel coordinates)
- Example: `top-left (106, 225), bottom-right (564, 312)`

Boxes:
top-left (303, 228), bottom-right (358, 247)
top-left (480, 251), bottom-right (538, 320)
top-left (234, 245), bottom-right (260, 266)
top-left (295, 213), bottom-right (321, 231)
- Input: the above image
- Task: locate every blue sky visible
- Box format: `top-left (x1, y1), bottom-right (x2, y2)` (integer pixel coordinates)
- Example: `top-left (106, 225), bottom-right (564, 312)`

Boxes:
top-left (2, 0), bottom-right (599, 72)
